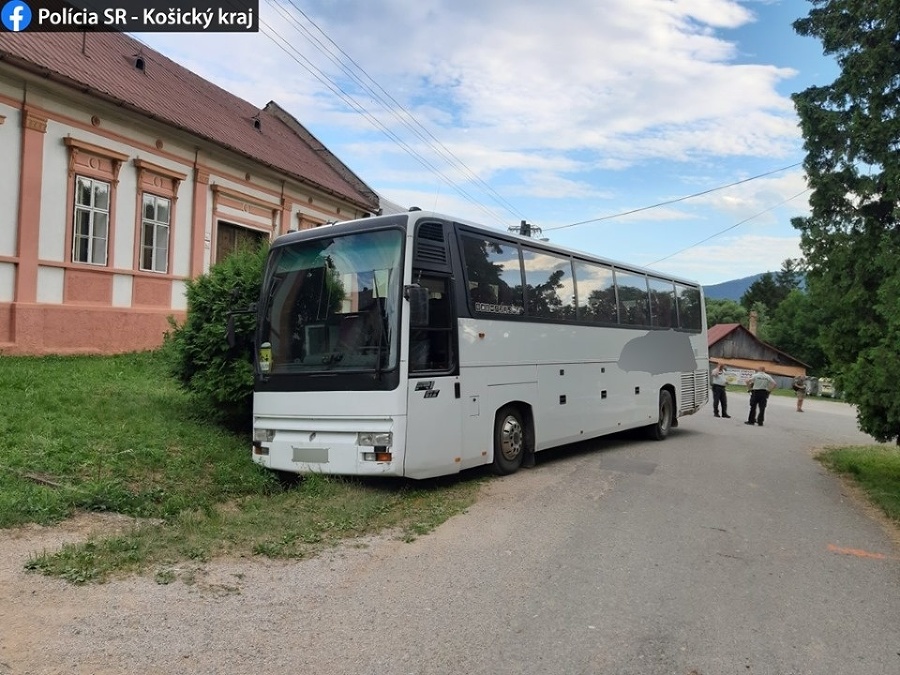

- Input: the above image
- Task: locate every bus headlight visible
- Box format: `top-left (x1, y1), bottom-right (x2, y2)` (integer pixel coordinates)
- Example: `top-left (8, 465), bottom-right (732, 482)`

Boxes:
top-left (357, 432), bottom-right (392, 447)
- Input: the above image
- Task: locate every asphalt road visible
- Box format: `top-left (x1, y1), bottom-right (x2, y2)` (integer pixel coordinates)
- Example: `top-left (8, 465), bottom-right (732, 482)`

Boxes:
top-left (289, 394), bottom-right (900, 675)
top-left (2, 395), bottom-right (898, 675)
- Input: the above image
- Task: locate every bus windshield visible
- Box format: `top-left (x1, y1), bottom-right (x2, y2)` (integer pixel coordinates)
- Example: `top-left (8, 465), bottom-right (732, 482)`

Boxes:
top-left (258, 229), bottom-right (403, 375)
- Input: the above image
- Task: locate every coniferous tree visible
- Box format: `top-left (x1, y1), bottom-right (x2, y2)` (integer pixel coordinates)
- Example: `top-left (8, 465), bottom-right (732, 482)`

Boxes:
top-left (740, 272), bottom-right (785, 313)
top-left (791, 0), bottom-right (900, 443)
top-left (775, 258), bottom-right (804, 294)
top-left (766, 289), bottom-right (828, 373)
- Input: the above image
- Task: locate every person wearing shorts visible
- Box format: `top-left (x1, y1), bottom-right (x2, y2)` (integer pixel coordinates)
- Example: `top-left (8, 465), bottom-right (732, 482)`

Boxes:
top-left (793, 374), bottom-right (808, 412)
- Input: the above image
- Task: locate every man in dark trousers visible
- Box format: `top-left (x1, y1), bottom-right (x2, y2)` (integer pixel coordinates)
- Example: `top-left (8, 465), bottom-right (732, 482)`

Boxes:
top-left (745, 366), bottom-right (777, 427)
top-left (711, 363), bottom-right (731, 418)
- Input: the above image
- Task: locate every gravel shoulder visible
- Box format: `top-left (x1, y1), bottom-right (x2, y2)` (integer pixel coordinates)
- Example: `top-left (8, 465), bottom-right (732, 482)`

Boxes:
top-left (0, 512), bottom-right (408, 675)
top-left (0, 469), bottom-right (574, 675)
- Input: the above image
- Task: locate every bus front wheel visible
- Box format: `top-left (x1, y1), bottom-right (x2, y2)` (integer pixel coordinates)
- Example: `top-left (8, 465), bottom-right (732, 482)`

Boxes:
top-left (492, 406), bottom-right (525, 475)
top-left (646, 390), bottom-right (674, 441)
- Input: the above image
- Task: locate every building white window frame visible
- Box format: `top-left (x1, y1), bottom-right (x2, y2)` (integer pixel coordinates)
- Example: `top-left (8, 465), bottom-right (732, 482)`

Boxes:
top-left (64, 138), bottom-right (127, 270)
top-left (72, 174), bottom-right (111, 266)
top-left (132, 158), bottom-right (185, 276)
top-left (140, 193), bottom-right (172, 273)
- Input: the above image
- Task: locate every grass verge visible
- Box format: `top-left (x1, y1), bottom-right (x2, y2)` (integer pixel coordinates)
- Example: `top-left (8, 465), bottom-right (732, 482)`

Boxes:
top-left (1, 351), bottom-right (483, 584)
top-left (816, 445), bottom-right (900, 524)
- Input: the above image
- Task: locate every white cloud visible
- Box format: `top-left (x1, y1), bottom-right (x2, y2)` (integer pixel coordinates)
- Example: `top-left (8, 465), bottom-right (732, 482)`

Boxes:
top-left (142, 0), bottom-right (800, 167)
top-left (689, 169), bottom-right (811, 219)
top-left (135, 0), bottom-right (824, 286)
top-left (650, 234), bottom-right (803, 284)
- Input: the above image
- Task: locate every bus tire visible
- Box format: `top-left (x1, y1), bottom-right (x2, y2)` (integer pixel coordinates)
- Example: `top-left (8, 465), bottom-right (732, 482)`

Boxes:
top-left (646, 390), bottom-right (674, 441)
top-left (492, 406), bottom-right (525, 475)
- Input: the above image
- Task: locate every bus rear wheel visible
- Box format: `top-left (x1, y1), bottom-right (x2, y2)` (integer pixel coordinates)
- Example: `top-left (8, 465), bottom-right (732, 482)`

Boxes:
top-left (646, 390), bottom-right (674, 441)
top-left (492, 406), bottom-right (525, 475)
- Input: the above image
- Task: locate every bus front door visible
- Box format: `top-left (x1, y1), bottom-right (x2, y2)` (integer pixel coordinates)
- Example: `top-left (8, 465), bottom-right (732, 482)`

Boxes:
top-left (403, 276), bottom-right (463, 478)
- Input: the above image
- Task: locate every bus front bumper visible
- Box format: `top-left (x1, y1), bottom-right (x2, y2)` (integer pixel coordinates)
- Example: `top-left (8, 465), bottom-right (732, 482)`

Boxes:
top-left (251, 415), bottom-right (406, 477)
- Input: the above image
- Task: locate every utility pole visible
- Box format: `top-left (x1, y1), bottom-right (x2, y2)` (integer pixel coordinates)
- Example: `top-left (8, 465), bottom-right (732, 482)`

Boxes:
top-left (509, 220), bottom-right (543, 238)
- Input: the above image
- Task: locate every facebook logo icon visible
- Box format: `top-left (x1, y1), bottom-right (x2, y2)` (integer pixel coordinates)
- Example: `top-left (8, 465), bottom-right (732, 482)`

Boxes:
top-left (2, 0), bottom-right (32, 32)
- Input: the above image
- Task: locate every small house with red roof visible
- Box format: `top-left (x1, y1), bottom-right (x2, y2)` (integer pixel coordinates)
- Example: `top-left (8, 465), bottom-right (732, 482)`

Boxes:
top-left (708, 321), bottom-right (809, 388)
top-left (0, 32), bottom-right (380, 355)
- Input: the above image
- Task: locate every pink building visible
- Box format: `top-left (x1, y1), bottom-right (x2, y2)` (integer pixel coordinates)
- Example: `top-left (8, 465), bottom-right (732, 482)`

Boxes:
top-left (0, 32), bottom-right (380, 355)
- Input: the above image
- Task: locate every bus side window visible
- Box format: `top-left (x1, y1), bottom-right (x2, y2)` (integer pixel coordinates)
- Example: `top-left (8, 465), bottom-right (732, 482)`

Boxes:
top-left (616, 271), bottom-right (651, 327)
top-left (649, 278), bottom-right (677, 328)
top-left (497, 282), bottom-right (515, 305)
top-left (410, 331), bottom-right (430, 369)
top-left (410, 278), bottom-right (453, 372)
top-left (428, 295), bottom-right (451, 366)
top-left (676, 284), bottom-right (702, 331)
top-left (471, 282), bottom-right (497, 305)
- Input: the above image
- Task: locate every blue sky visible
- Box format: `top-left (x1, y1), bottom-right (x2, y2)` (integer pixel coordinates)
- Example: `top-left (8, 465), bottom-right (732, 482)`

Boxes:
top-left (138, 0), bottom-right (839, 286)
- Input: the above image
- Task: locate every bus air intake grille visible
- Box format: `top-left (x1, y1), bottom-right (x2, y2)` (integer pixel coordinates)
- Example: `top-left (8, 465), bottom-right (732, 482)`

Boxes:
top-left (679, 370), bottom-right (709, 413)
top-left (414, 222), bottom-right (450, 270)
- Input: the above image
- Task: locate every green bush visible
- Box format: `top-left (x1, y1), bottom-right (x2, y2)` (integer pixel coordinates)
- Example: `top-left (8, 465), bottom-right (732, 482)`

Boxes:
top-left (163, 246), bottom-right (268, 428)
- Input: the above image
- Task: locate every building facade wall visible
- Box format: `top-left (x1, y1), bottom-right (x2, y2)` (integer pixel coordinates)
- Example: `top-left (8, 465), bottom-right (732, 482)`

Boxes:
top-left (0, 104), bottom-right (20, 257)
top-left (0, 67), bottom-right (374, 355)
top-left (0, 101), bottom-right (20, 345)
top-left (710, 330), bottom-right (778, 362)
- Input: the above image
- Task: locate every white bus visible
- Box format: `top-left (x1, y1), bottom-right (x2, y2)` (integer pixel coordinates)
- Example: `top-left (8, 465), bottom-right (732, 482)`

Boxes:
top-left (250, 210), bottom-right (709, 479)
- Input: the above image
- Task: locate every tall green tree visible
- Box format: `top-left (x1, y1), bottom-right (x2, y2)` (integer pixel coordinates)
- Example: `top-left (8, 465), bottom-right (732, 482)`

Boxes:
top-left (740, 272), bottom-right (786, 312)
top-left (792, 0), bottom-right (900, 443)
top-left (766, 289), bottom-right (828, 373)
top-left (705, 298), bottom-right (747, 327)
top-left (739, 259), bottom-right (803, 314)
top-left (775, 258), bottom-right (805, 294)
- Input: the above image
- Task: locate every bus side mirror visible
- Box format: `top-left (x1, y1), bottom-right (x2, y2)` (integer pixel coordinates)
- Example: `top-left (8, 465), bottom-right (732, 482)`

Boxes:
top-left (404, 284), bottom-right (429, 327)
top-left (226, 303), bottom-right (258, 348)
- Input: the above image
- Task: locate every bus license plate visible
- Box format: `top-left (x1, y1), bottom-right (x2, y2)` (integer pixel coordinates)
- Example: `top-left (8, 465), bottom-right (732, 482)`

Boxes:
top-left (292, 447), bottom-right (329, 464)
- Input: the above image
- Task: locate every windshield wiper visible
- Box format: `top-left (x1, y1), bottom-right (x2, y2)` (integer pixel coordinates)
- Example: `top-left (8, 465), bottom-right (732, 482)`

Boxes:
top-left (371, 273), bottom-right (390, 380)
top-left (372, 317), bottom-right (385, 380)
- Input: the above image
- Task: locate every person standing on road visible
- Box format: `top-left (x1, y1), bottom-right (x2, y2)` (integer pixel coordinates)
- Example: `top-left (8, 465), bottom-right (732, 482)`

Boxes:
top-left (792, 373), bottom-right (808, 413)
top-left (711, 363), bottom-right (731, 418)
top-left (745, 366), bottom-right (777, 427)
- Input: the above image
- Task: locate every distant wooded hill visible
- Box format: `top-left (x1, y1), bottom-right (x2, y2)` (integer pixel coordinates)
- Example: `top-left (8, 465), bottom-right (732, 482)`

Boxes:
top-left (703, 274), bottom-right (766, 302)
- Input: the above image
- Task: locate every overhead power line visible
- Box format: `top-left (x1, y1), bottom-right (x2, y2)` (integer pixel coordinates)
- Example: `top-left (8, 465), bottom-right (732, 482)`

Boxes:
top-left (259, 0), bottom-right (519, 225)
top-left (118, 4), bottom-right (806, 240)
top-left (544, 163), bottom-right (803, 232)
top-left (282, 0), bottom-right (527, 221)
top-left (645, 188), bottom-right (811, 268)
top-left (112, 0), bottom-right (516, 226)
top-left (255, 14), bottom-right (507, 225)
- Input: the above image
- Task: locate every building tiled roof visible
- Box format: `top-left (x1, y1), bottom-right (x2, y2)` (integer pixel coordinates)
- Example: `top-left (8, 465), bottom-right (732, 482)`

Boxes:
top-left (707, 323), bottom-right (740, 345)
top-left (0, 32), bottom-right (379, 212)
top-left (709, 322), bottom-right (810, 370)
